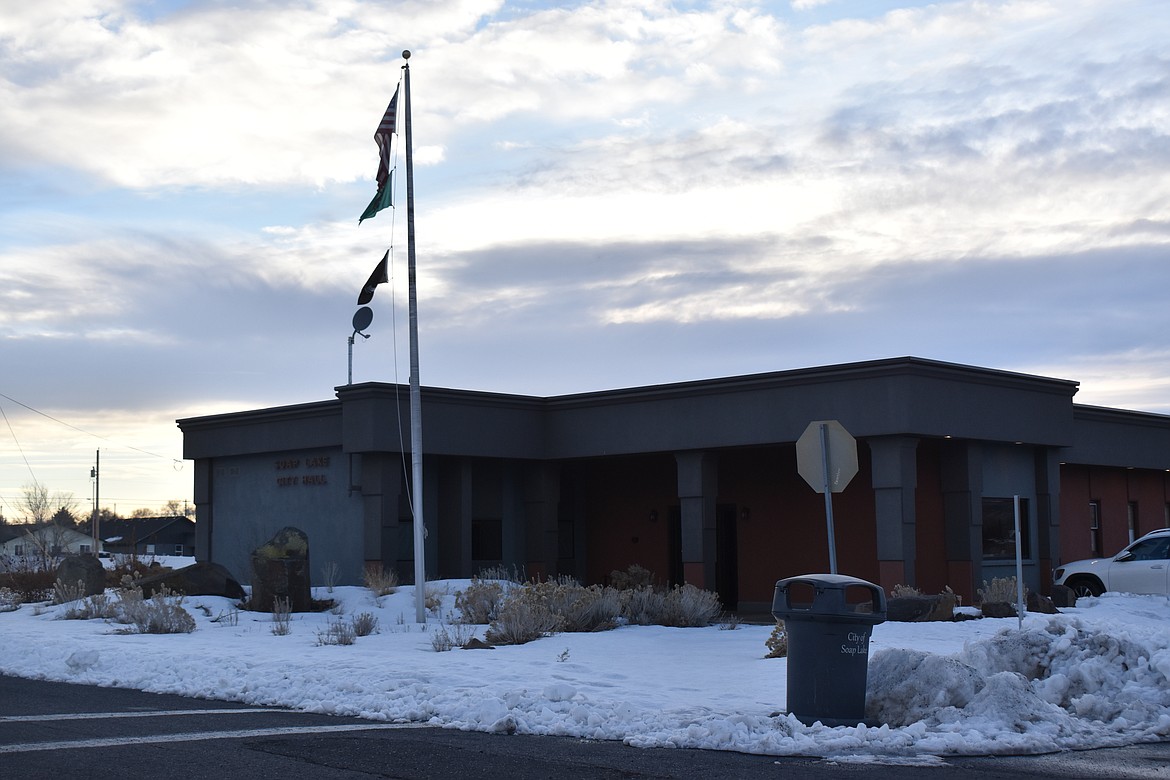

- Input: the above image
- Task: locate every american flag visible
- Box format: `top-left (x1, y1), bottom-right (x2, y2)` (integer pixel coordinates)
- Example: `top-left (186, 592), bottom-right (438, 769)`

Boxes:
top-left (373, 86), bottom-right (399, 191)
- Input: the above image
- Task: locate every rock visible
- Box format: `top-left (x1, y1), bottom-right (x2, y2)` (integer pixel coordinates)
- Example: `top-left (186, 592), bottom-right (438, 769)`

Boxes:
top-left (979, 601), bottom-right (1017, 618)
top-left (462, 637), bottom-right (495, 650)
top-left (249, 527), bottom-right (312, 612)
top-left (1026, 591), bottom-right (1059, 614)
top-left (1048, 584), bottom-right (1076, 609)
top-left (55, 554), bottom-right (106, 597)
top-left (137, 562), bottom-right (245, 601)
top-left (886, 593), bottom-right (958, 622)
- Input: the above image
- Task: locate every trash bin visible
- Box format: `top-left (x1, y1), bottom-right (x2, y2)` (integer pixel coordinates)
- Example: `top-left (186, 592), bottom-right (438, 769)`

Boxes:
top-left (771, 573), bottom-right (887, 726)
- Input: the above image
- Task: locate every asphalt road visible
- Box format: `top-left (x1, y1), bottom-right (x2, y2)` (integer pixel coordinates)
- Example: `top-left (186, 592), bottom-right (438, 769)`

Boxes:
top-left (3, 674), bottom-right (1169, 779)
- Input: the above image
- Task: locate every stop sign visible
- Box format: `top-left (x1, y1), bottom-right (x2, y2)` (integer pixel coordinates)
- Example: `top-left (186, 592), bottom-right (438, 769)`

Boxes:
top-left (796, 420), bottom-right (858, 494)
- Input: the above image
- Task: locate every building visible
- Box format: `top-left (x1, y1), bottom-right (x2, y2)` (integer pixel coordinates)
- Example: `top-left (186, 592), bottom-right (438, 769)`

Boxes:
top-left (0, 523), bottom-right (101, 565)
top-left (178, 357), bottom-right (1170, 610)
top-left (90, 516), bottom-right (197, 558)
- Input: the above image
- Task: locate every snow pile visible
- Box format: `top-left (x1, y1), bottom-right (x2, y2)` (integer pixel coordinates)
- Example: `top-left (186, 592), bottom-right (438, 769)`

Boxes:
top-left (1, 584), bottom-right (1169, 757)
top-left (868, 614), bottom-right (1170, 753)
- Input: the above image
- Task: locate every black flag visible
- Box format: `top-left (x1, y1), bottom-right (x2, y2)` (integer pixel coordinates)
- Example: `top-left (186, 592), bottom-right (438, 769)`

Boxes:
top-left (358, 250), bottom-right (389, 305)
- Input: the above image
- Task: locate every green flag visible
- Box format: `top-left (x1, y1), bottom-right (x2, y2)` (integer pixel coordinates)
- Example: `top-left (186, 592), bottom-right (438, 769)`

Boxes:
top-left (359, 86), bottom-right (399, 224)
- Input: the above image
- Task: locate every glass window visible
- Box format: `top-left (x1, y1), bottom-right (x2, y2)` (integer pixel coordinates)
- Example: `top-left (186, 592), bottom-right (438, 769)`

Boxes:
top-left (1125, 536), bottom-right (1170, 561)
top-left (982, 497), bottom-right (1030, 559)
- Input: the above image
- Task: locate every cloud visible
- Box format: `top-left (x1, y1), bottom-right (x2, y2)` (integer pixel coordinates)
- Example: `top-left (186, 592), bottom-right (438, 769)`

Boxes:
top-left (3, 0), bottom-right (1170, 510)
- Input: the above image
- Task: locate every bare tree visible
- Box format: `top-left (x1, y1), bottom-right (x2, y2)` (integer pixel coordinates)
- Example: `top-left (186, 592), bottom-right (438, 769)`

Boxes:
top-left (162, 499), bottom-right (193, 518)
top-left (19, 483), bottom-right (52, 525)
top-left (18, 483), bottom-right (78, 525)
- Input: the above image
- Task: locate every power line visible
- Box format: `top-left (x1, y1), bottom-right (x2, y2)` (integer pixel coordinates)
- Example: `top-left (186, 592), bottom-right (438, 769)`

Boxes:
top-left (0, 400), bottom-right (40, 487)
top-left (0, 391), bottom-right (181, 465)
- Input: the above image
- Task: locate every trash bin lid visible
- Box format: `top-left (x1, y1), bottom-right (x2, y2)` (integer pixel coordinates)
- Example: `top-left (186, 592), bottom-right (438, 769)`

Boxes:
top-left (772, 573), bottom-right (887, 623)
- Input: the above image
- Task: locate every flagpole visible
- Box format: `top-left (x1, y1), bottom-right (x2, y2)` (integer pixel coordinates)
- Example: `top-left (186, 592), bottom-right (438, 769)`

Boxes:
top-left (402, 50), bottom-right (427, 624)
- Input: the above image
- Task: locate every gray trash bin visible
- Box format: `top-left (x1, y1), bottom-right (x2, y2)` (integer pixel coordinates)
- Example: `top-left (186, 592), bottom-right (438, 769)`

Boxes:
top-left (771, 573), bottom-right (887, 726)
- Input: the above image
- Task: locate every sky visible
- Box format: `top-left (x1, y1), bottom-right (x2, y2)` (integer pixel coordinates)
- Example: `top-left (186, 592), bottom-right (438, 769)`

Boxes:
top-left (2, 0), bottom-right (1168, 518)
top-left (3, 582), bottom-right (1170, 758)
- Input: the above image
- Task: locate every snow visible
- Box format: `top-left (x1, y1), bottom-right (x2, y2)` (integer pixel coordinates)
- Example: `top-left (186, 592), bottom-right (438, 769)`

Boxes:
top-left (2, 583), bottom-right (1170, 757)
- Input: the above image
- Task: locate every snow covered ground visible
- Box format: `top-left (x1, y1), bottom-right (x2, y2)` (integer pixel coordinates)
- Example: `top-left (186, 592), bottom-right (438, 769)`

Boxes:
top-left (2, 583), bottom-right (1169, 759)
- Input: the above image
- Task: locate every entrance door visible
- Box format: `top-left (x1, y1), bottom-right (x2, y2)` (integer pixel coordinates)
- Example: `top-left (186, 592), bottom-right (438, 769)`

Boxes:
top-left (716, 504), bottom-right (739, 610)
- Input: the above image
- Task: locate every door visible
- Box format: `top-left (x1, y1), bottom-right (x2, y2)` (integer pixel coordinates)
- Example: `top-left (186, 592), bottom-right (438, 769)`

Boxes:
top-left (716, 504), bottom-right (739, 610)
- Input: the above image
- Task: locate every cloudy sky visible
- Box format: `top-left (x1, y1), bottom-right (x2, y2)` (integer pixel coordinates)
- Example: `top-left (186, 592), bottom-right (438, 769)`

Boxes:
top-left (2, 0), bottom-right (1168, 518)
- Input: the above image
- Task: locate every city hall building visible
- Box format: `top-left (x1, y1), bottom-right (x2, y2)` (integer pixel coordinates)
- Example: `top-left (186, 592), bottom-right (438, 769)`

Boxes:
top-left (178, 357), bottom-right (1170, 610)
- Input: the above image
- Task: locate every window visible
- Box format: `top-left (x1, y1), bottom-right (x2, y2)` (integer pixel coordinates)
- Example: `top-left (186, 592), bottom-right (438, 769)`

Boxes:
top-left (13, 544), bottom-right (23, 556)
top-left (174, 545), bottom-right (185, 555)
top-left (146, 544), bottom-right (155, 555)
top-left (80, 544), bottom-right (91, 554)
top-left (1125, 536), bottom-right (1169, 561)
top-left (1090, 500), bottom-right (1102, 555)
top-left (982, 497), bottom-right (1030, 559)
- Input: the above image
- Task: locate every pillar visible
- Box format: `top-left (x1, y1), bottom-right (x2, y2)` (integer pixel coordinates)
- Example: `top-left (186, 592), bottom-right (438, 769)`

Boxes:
top-left (869, 436), bottom-right (918, 593)
top-left (675, 451), bottom-right (717, 589)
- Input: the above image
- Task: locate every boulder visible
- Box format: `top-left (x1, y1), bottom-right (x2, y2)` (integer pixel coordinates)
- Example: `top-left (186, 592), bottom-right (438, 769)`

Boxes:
top-left (1026, 591), bottom-right (1060, 614)
top-left (886, 593), bottom-right (958, 622)
top-left (1048, 584), bottom-right (1076, 609)
top-left (137, 562), bottom-right (245, 601)
top-left (249, 527), bottom-right (312, 612)
top-left (55, 554), bottom-right (106, 597)
top-left (979, 601), bottom-right (1018, 618)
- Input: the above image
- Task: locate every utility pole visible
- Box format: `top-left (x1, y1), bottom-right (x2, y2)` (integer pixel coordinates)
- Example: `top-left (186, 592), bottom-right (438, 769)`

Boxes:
top-left (90, 450), bottom-right (100, 553)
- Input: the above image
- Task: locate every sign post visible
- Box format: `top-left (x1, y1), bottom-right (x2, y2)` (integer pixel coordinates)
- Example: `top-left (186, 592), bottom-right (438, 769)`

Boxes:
top-left (796, 420), bottom-right (859, 574)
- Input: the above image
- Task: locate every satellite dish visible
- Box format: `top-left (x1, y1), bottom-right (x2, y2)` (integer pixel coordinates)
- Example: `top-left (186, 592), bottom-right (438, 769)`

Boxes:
top-left (352, 306), bottom-right (374, 332)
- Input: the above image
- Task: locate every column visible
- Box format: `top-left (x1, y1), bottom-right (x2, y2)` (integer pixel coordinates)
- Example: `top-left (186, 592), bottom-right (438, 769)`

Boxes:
top-left (869, 436), bottom-right (919, 592)
top-left (675, 451), bottom-right (717, 590)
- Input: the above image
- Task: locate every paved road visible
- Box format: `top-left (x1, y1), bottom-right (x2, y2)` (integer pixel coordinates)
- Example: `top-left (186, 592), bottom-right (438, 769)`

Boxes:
top-left (3, 675), bottom-right (1170, 779)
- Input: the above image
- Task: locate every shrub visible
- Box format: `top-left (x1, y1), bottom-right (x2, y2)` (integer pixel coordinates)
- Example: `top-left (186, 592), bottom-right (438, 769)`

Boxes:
top-left (430, 622), bottom-right (476, 652)
top-left (455, 578), bottom-right (506, 624)
top-left (319, 561), bottom-right (340, 593)
top-left (316, 620), bottom-right (356, 646)
top-left (117, 586), bottom-right (196, 634)
top-left (364, 566), bottom-right (398, 597)
top-left (621, 584), bottom-right (721, 627)
top-left (52, 578), bottom-right (87, 606)
top-left (424, 584), bottom-right (446, 614)
top-left (105, 557), bottom-right (166, 588)
top-left (609, 564), bottom-right (654, 591)
top-left (0, 587), bottom-right (20, 612)
top-left (485, 590), bottom-right (565, 645)
top-left (658, 584), bottom-right (722, 627)
top-left (0, 562), bottom-right (55, 603)
top-left (533, 580), bottom-right (621, 632)
top-left (271, 596), bottom-right (292, 636)
top-left (619, 585), bottom-right (664, 625)
top-left (765, 621), bottom-right (788, 658)
top-left (64, 592), bottom-right (119, 620)
top-left (890, 584), bottom-right (922, 598)
top-left (351, 612), bottom-right (379, 637)
top-left (475, 564), bottom-right (525, 583)
top-left (978, 576), bottom-right (1026, 604)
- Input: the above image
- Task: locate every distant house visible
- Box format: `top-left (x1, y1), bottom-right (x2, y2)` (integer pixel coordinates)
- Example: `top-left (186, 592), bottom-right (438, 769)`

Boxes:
top-left (89, 516), bottom-right (197, 558)
top-left (0, 523), bottom-right (101, 565)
